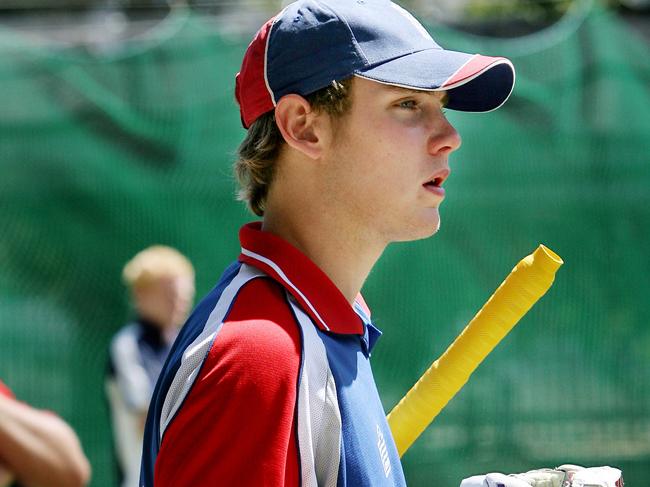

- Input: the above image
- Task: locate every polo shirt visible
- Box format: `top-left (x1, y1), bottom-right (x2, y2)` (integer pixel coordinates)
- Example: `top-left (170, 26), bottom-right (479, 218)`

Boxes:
top-left (141, 222), bottom-right (406, 486)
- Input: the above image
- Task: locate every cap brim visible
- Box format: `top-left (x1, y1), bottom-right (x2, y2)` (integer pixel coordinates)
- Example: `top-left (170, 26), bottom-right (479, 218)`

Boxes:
top-left (355, 49), bottom-right (515, 113)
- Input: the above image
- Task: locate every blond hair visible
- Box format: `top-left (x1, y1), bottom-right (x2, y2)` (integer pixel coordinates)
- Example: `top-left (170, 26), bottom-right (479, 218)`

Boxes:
top-left (234, 78), bottom-right (353, 216)
top-left (122, 245), bottom-right (194, 291)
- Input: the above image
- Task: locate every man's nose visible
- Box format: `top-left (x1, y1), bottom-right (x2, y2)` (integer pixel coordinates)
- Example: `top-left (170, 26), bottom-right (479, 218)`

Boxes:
top-left (428, 117), bottom-right (462, 156)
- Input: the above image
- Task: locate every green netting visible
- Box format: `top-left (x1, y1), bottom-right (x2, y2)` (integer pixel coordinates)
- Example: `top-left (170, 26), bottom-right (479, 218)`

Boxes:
top-left (1, 4), bottom-right (649, 486)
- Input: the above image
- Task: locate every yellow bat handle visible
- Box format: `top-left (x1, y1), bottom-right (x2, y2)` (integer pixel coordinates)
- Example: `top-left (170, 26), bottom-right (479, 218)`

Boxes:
top-left (386, 245), bottom-right (563, 457)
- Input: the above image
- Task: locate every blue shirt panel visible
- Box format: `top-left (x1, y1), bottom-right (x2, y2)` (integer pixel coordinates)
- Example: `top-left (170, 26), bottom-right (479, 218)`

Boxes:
top-left (317, 316), bottom-right (406, 486)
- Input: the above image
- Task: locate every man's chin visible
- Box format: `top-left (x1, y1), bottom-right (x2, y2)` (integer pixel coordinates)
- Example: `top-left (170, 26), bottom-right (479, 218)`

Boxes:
top-left (392, 218), bottom-right (441, 243)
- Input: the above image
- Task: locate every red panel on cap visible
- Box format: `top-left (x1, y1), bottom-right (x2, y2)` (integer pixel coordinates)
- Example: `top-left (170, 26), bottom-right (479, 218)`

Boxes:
top-left (235, 17), bottom-right (277, 129)
top-left (441, 54), bottom-right (504, 88)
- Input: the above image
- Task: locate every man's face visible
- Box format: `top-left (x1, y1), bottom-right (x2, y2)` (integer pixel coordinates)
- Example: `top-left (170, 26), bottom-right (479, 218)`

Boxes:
top-left (320, 76), bottom-right (461, 245)
top-left (135, 275), bottom-right (195, 329)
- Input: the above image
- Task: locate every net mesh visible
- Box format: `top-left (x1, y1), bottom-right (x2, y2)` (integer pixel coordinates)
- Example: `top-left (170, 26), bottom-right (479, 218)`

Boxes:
top-left (0, 5), bottom-right (648, 486)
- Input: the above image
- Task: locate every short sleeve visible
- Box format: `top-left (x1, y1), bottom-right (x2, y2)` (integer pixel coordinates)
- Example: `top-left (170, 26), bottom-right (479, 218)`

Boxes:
top-left (154, 278), bottom-right (301, 487)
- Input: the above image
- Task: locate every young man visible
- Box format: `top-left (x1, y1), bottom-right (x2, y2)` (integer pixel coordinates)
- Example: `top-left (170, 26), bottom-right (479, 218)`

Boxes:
top-left (106, 246), bottom-right (195, 487)
top-left (141, 0), bottom-right (515, 485)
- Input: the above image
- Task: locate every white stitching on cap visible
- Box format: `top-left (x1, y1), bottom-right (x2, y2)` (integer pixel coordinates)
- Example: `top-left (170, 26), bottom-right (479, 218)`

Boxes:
top-left (440, 54), bottom-right (477, 88)
top-left (264, 9), bottom-right (289, 106)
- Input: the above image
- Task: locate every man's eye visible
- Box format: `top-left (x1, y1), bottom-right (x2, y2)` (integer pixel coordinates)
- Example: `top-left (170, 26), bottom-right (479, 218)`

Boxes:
top-left (399, 100), bottom-right (417, 110)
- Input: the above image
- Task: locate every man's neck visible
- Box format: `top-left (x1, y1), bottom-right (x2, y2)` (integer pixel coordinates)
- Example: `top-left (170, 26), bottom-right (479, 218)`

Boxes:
top-left (262, 211), bottom-right (385, 305)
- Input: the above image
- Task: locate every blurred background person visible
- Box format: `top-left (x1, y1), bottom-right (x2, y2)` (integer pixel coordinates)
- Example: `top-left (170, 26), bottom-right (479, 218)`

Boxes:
top-left (0, 379), bottom-right (91, 487)
top-left (105, 246), bottom-right (195, 487)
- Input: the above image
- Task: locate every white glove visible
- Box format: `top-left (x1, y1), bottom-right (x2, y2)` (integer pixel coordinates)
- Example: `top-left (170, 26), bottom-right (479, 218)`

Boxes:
top-left (487, 473), bottom-right (534, 487)
top-left (510, 468), bottom-right (566, 487)
top-left (569, 466), bottom-right (623, 487)
top-left (460, 465), bottom-right (623, 487)
top-left (460, 472), bottom-right (534, 487)
top-left (459, 474), bottom-right (490, 487)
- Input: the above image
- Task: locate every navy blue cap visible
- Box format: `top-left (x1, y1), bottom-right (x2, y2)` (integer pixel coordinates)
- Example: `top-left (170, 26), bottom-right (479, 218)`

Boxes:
top-left (236, 0), bottom-right (516, 128)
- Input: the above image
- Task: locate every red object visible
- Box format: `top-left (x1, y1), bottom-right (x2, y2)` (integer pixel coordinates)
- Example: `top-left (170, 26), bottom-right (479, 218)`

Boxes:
top-left (235, 17), bottom-right (277, 129)
top-left (0, 380), bottom-right (14, 399)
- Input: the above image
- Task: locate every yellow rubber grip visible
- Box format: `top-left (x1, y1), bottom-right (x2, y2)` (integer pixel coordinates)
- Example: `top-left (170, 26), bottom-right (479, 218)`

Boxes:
top-left (386, 245), bottom-right (563, 457)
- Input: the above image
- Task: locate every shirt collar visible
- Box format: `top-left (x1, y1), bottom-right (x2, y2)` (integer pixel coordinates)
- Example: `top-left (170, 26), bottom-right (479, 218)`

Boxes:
top-left (238, 222), bottom-right (368, 335)
top-left (354, 300), bottom-right (383, 355)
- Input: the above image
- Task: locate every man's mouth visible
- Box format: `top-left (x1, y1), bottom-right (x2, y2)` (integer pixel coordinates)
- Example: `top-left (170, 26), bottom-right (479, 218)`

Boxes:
top-left (422, 169), bottom-right (450, 196)
top-left (424, 176), bottom-right (444, 188)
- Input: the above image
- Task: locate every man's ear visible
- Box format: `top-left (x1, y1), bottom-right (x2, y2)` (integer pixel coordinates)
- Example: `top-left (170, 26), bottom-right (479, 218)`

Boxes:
top-left (274, 94), bottom-right (327, 160)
